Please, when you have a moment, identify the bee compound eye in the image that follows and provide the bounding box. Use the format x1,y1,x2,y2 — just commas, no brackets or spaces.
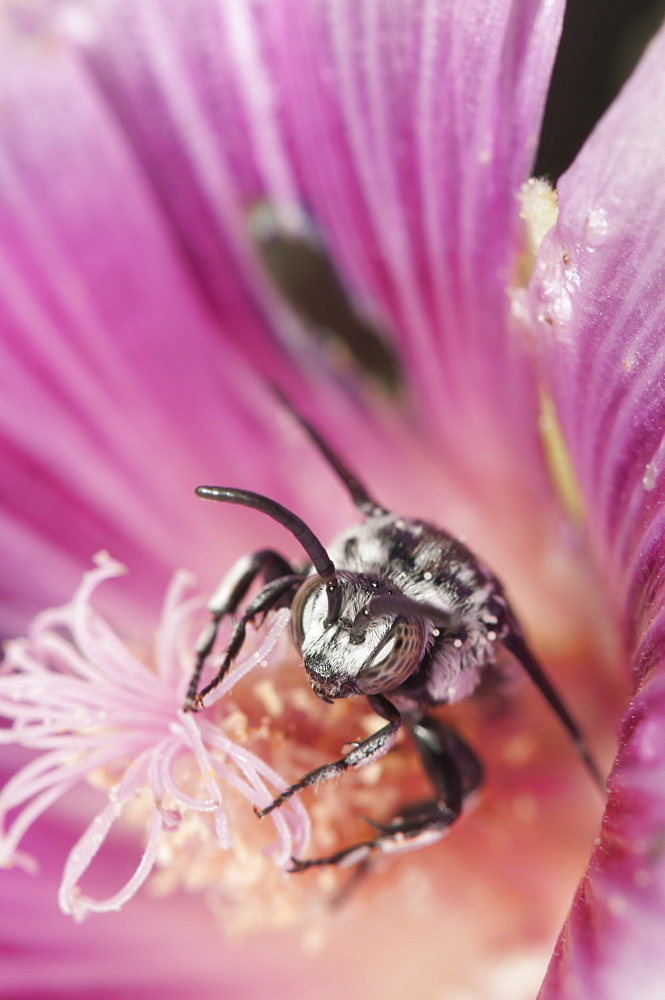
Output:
290,575,324,648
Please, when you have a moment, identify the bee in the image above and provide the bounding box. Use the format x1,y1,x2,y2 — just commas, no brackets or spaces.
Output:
185,403,602,871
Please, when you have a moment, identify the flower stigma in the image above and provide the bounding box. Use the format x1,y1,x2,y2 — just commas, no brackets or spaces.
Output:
0,552,472,938
1,553,308,931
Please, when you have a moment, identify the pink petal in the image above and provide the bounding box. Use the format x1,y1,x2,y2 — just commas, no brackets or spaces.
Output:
1,0,581,654
0,789,352,1000
267,0,565,467
0,12,419,632
66,0,564,488
529,21,665,996
0,20,265,626
0,3,624,994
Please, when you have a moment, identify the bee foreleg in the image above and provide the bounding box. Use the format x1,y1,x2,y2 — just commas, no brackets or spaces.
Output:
184,549,298,710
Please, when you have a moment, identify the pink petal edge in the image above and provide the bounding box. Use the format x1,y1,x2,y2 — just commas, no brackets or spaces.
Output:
530,20,665,998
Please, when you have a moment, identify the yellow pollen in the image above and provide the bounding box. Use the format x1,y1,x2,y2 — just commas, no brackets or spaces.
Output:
253,678,284,717
502,734,537,766
518,178,559,268
537,387,585,524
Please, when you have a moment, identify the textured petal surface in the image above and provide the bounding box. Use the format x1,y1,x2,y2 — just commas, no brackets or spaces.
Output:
0,2,627,998
68,0,564,488
529,21,665,998
0,762,363,1000
24,0,592,679
0,18,276,630
0,0,573,643
0,13,429,635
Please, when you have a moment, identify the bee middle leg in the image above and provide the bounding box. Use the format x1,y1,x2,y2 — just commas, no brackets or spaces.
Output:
257,694,402,818
289,715,483,872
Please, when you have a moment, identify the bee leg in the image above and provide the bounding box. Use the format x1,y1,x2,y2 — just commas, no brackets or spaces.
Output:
502,631,604,789
410,715,484,810
257,694,402,817
192,573,303,708
289,716,482,872
183,549,297,710
272,388,388,518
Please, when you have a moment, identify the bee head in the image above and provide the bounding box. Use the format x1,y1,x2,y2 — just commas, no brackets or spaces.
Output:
290,573,442,700
194,484,456,701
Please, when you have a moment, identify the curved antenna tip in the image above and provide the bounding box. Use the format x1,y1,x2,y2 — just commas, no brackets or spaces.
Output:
195,484,342,623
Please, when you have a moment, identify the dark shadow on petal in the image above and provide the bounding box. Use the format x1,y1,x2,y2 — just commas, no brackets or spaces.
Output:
248,203,402,393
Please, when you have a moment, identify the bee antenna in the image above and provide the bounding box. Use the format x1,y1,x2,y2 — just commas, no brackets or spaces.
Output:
350,595,460,636
195,486,342,624
271,387,387,517
502,631,605,790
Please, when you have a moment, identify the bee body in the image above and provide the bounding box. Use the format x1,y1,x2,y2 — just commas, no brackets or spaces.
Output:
186,403,601,871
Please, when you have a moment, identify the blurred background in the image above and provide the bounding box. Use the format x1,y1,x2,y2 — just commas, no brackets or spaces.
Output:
536,0,665,176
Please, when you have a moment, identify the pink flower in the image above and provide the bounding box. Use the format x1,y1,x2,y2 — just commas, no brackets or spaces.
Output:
1,1,663,997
